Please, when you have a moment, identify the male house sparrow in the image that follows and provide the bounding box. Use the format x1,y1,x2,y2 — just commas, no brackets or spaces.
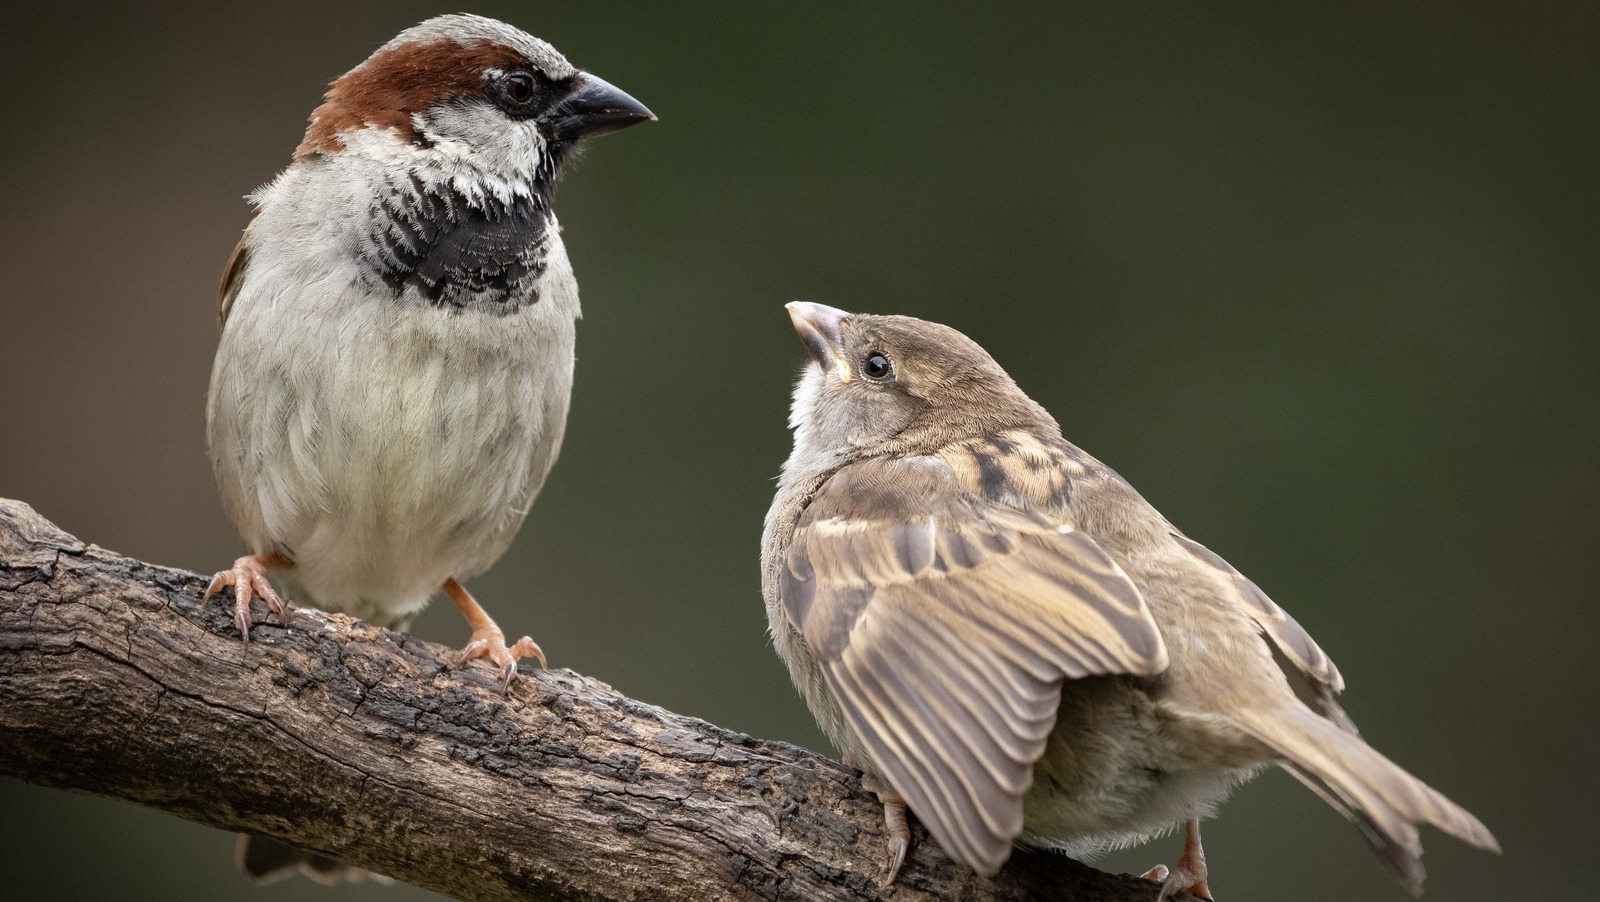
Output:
761,303,1497,897
204,14,651,881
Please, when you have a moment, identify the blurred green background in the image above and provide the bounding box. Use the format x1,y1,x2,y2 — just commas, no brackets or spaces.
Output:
2,1,1593,899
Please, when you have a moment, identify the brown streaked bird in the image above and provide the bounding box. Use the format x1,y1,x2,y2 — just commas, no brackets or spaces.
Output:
203,14,652,883
761,302,1497,897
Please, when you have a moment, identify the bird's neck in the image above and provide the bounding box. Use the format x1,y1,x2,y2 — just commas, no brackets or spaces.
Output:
262,146,562,316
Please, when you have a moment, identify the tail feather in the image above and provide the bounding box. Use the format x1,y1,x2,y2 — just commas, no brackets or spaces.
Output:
1281,761,1431,894
1233,705,1498,894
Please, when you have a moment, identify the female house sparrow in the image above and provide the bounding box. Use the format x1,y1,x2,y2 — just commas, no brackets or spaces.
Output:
762,302,1497,897
206,13,651,691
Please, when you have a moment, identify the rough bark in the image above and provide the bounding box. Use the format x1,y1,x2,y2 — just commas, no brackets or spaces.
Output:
0,498,1182,901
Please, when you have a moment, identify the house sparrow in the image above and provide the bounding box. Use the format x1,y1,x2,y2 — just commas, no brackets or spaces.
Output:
761,302,1497,897
204,14,651,881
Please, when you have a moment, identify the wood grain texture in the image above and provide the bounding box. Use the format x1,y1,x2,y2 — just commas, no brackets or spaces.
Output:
0,498,1184,902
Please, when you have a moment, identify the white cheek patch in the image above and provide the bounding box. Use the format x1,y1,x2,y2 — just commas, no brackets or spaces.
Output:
396,104,552,189
330,120,552,212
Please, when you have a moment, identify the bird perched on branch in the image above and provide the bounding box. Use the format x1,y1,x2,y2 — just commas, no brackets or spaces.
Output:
762,302,1497,898
204,13,652,882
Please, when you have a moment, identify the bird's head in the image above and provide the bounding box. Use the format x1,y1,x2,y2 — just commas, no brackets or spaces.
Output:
292,14,654,187
783,302,1058,466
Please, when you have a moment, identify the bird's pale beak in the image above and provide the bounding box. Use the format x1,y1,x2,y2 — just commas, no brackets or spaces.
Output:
786,301,855,383
547,72,656,141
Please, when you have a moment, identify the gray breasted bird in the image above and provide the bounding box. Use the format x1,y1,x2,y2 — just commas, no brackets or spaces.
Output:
204,14,652,882
761,302,1497,897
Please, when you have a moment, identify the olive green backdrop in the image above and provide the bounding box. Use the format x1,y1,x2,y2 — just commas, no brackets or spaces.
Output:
1,2,1592,899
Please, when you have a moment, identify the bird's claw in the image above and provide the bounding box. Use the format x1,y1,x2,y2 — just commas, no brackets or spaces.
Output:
1143,817,1213,900
881,800,910,886
855,768,912,885
205,555,287,641
461,629,546,693
1143,863,1212,901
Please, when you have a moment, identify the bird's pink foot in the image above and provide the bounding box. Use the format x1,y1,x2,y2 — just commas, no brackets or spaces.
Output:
854,763,911,885
1143,817,1213,900
445,578,544,692
205,553,291,640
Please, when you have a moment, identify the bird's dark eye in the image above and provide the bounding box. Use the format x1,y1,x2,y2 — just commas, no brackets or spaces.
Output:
491,69,545,117
863,351,893,381
505,72,535,102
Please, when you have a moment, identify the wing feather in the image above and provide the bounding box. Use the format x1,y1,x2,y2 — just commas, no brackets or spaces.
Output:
1172,533,1356,731
217,216,257,327
780,457,1168,875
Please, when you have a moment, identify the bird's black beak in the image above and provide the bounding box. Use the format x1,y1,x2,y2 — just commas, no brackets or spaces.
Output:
547,72,656,142
786,302,855,383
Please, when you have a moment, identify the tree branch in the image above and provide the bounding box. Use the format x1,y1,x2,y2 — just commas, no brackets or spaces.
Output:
0,498,1175,901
